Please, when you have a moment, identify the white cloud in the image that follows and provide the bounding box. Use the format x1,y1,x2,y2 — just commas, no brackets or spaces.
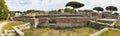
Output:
5,0,120,13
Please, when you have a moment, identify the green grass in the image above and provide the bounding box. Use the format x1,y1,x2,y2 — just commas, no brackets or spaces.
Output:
2,21,27,30
22,27,98,36
2,21,27,34
99,29,120,36
116,20,120,25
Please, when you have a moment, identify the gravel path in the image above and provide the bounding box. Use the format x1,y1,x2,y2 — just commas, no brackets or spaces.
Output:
0,22,8,33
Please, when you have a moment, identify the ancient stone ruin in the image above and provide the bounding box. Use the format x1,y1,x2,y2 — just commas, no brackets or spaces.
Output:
1,12,118,36
13,12,118,28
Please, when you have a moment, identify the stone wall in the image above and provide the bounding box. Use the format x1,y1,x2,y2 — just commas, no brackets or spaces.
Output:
55,17,89,27
4,30,16,36
88,20,110,29
37,18,49,27
114,25,120,29
36,17,90,27
14,18,35,27
13,12,119,28
13,27,24,36
4,23,31,36
14,23,31,30
101,12,119,19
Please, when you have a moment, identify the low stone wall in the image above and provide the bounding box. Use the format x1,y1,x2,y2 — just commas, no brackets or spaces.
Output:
88,20,110,29
4,30,16,36
0,33,5,36
14,23,31,30
37,17,90,27
114,25,120,29
4,23,31,36
13,27,24,36
37,18,49,27
13,12,119,28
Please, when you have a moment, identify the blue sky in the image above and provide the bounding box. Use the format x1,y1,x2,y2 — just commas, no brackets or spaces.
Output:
5,0,120,12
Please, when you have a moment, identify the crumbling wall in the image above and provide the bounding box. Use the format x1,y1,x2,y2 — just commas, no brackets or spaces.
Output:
37,18,49,27
55,17,90,27
88,20,110,29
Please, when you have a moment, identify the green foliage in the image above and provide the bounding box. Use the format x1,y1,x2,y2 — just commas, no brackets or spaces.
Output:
83,10,93,12
106,6,118,12
0,0,9,19
25,10,34,14
49,10,58,12
66,1,84,9
64,8,73,12
78,10,84,12
78,10,93,12
48,10,60,14
113,13,119,15
25,9,45,14
9,11,15,17
93,7,104,12
58,9,64,12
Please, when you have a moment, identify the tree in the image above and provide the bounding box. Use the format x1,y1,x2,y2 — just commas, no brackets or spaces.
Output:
93,7,104,12
114,13,119,15
25,9,45,14
64,8,73,12
65,1,84,13
83,10,93,12
48,10,59,14
49,10,58,12
106,6,118,12
25,9,35,14
0,0,9,20
9,11,15,17
58,9,63,12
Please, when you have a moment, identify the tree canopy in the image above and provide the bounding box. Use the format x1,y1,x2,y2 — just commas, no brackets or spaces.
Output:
25,9,45,14
64,8,73,12
65,1,84,13
106,6,118,12
113,12,119,15
0,0,9,19
83,10,93,12
93,7,104,12
66,1,84,9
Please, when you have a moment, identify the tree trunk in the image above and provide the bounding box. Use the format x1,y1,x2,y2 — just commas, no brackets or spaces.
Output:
111,10,113,13
98,11,100,13
73,8,77,14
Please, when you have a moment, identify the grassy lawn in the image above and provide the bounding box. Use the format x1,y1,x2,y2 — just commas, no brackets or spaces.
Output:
2,21,27,30
99,29,120,36
22,27,98,36
116,20,120,25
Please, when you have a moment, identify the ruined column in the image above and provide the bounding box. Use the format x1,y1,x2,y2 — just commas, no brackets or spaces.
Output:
33,14,39,28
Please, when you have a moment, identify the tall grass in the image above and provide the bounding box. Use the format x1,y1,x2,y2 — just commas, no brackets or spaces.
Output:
99,29,120,36
116,20,120,25
23,27,98,36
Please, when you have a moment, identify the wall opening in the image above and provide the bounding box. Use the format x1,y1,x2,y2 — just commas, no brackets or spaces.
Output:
49,18,56,24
